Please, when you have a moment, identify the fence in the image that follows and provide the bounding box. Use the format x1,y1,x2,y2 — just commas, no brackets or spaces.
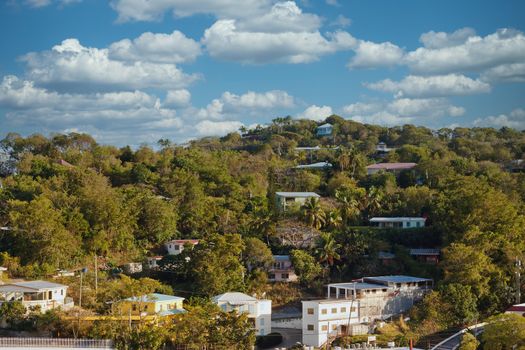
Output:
0,338,113,349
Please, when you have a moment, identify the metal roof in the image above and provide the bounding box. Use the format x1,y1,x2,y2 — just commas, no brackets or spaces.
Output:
317,123,333,128
409,248,440,256
6,280,68,290
370,217,426,222
275,192,320,198
363,275,432,284
327,282,389,290
124,293,184,303
366,163,416,170
273,255,291,261
212,292,258,304
294,162,333,169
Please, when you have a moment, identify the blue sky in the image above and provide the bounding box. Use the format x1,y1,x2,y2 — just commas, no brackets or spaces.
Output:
0,0,524,146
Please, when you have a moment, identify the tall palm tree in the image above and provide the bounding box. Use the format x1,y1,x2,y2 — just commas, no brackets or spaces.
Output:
335,188,361,226
301,197,326,230
327,209,343,230
315,232,341,267
364,186,384,219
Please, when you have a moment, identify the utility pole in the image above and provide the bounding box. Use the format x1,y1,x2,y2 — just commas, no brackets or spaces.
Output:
94,255,98,298
79,270,83,308
516,257,522,304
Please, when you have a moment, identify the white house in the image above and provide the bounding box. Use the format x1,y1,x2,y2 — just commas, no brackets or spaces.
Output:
275,192,320,212
146,256,163,270
366,162,416,175
165,239,199,255
0,281,73,312
316,123,333,137
302,275,432,348
376,142,395,153
294,162,333,170
268,255,297,282
212,292,272,336
369,217,426,229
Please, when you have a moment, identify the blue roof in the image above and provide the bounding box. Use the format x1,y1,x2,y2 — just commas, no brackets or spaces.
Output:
273,255,290,261
124,293,184,303
158,309,186,316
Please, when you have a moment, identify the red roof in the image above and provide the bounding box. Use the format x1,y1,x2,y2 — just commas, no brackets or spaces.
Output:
367,163,417,170
507,306,525,312
169,239,199,244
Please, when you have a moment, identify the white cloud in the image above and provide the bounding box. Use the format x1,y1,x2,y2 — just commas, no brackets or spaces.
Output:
366,74,491,98
480,63,525,82
21,38,199,91
348,40,404,69
108,30,201,64
23,0,81,7
342,102,382,115
298,105,333,121
326,0,339,6
195,120,244,136
419,27,476,49
473,108,525,130
110,0,273,22
203,19,356,64
331,14,351,28
164,89,191,107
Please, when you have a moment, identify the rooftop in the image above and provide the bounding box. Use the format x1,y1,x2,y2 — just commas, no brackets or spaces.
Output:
294,162,333,169
327,282,389,290
364,275,433,284
124,293,184,303
166,239,199,244
212,292,258,304
273,255,291,261
6,280,68,290
366,163,417,170
409,248,440,256
276,192,320,198
370,217,426,222
317,123,332,128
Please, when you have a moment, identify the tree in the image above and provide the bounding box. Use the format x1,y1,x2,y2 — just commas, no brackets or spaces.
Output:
0,301,26,328
243,237,273,272
440,283,479,326
315,232,341,267
290,249,322,286
335,187,361,226
301,197,326,230
482,313,525,350
458,332,479,350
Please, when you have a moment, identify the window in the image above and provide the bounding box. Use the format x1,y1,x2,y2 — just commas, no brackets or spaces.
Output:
406,222,411,228
307,308,314,315
281,273,289,279
332,324,337,330
174,245,180,250
269,274,275,279
340,307,346,313
132,304,137,311
321,309,327,315
331,308,337,314
350,307,356,312
61,289,64,296
307,325,314,331
321,325,328,331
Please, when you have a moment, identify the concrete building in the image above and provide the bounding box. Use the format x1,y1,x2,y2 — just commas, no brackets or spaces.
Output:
0,281,73,312
316,123,333,136
369,217,426,229
164,239,199,255
376,142,395,153
118,293,185,317
146,256,163,270
302,275,432,348
366,162,416,175
268,255,297,282
212,292,272,336
275,192,320,212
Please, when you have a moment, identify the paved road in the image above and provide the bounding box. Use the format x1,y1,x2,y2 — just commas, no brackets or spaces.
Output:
432,324,485,350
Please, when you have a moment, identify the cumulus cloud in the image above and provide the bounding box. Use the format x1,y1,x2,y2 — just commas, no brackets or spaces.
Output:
21,38,199,91
108,31,201,64
297,105,333,121
164,89,191,107
366,74,491,98
203,19,356,64
110,0,273,22
195,120,244,136
473,108,525,130
21,0,81,7
419,27,476,49
331,15,351,28
348,40,404,69
480,63,525,82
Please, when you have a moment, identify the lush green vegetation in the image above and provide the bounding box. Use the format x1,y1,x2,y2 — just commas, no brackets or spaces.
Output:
0,117,524,348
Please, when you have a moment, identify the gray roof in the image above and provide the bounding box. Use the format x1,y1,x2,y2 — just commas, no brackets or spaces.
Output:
124,293,184,303
370,217,426,222
273,255,291,261
363,275,432,284
317,123,333,128
275,192,320,198
294,162,333,169
327,282,389,290
378,251,396,259
212,292,258,304
409,248,440,256
4,280,68,290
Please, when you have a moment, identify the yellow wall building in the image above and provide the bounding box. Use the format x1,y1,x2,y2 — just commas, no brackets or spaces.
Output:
119,293,185,317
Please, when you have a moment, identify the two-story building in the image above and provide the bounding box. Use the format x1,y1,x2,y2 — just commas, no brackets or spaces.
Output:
369,217,426,229
268,255,297,282
0,281,73,312
275,192,320,212
212,292,272,336
164,239,199,255
118,293,185,317
316,123,333,137
302,275,432,348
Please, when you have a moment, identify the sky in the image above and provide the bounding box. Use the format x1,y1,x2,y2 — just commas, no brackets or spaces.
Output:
0,0,524,146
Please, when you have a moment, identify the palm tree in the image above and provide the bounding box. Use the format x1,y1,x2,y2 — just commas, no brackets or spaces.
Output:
301,197,326,230
335,188,361,226
337,148,351,171
315,232,341,267
364,186,384,219
327,209,343,230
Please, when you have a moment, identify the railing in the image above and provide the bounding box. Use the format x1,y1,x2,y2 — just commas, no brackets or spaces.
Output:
0,338,114,349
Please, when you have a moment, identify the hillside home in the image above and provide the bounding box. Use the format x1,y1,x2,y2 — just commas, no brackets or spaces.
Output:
121,262,142,274
409,249,440,264
506,303,525,316
275,192,320,212
366,162,416,175
212,292,272,336
302,275,432,348
370,217,426,229
146,256,163,270
316,123,333,136
0,281,73,312
376,142,395,153
268,255,297,282
294,162,333,170
165,239,199,255
119,293,185,317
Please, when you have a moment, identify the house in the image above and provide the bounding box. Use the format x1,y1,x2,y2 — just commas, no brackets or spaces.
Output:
0,281,73,312
268,255,297,282
377,251,396,265
506,303,525,316
120,262,142,274
366,162,416,175
302,275,432,348
275,192,320,212
165,239,199,255
316,123,333,137
369,217,426,229
212,292,272,336
146,256,163,270
409,249,440,264
294,162,333,170
376,142,395,153
118,293,185,317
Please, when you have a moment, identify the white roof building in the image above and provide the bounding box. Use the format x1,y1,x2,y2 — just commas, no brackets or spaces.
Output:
0,280,73,312
369,217,426,229
275,192,321,212
294,162,333,170
316,123,333,136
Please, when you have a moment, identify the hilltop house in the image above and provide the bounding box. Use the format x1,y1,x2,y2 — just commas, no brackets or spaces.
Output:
316,123,333,137
409,249,440,264
376,142,395,153
212,292,272,336
302,275,433,347
165,239,199,255
275,192,320,212
268,255,297,282
118,293,185,317
294,162,333,170
369,217,426,229
366,162,416,175
0,281,73,312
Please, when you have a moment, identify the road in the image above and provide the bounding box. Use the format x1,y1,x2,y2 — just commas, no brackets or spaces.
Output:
431,323,485,350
